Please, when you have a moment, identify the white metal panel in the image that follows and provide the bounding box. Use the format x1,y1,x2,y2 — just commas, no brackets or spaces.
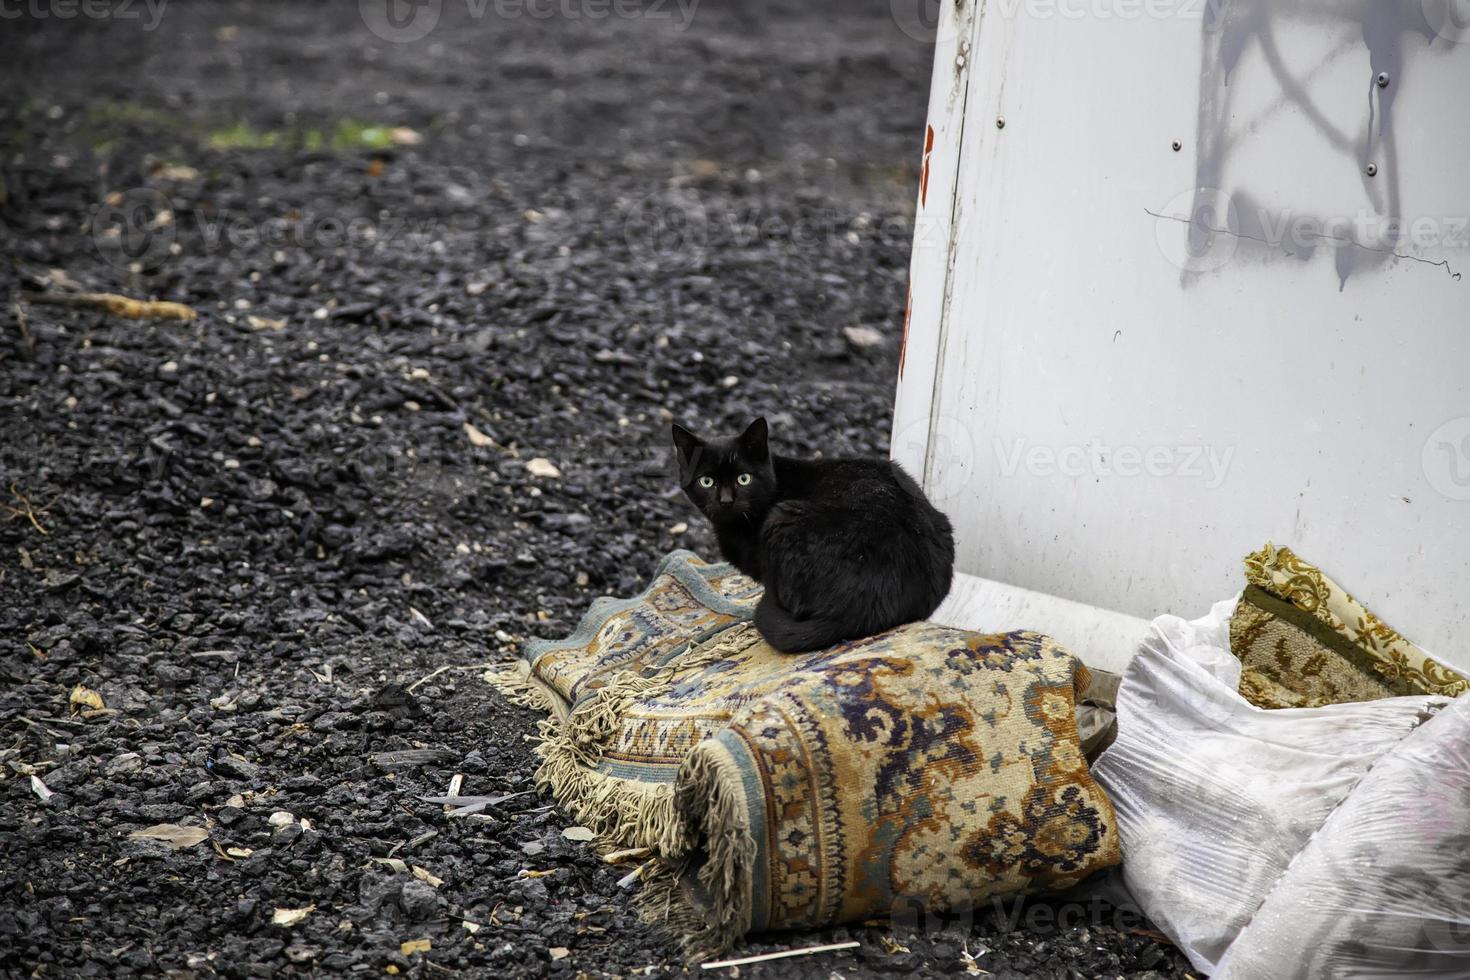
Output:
890,0,978,478
897,0,1470,668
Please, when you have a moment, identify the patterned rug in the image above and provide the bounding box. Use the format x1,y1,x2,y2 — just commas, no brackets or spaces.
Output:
1229,544,1468,708
491,551,1122,956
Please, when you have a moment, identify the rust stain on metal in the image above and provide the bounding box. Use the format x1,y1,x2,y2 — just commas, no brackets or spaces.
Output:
920,124,935,208
899,283,913,378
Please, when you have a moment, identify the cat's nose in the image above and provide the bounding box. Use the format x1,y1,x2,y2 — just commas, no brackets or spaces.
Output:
718,487,734,505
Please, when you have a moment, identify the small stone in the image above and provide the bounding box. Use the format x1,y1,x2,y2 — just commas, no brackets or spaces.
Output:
398,879,442,920
843,325,885,348
525,458,561,479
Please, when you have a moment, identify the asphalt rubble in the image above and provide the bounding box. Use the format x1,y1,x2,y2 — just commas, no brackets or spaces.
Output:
1,2,1193,976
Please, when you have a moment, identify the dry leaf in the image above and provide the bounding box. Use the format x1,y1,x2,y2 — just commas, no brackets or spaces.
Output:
371,857,408,874
549,947,570,961
226,847,254,858
70,684,105,711
247,315,287,331
411,865,444,888
561,827,596,842
272,905,315,928
400,938,431,956
464,421,496,448
462,921,481,934
525,457,561,479
129,824,210,850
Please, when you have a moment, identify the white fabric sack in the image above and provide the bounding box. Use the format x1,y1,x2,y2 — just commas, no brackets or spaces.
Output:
1092,597,1460,976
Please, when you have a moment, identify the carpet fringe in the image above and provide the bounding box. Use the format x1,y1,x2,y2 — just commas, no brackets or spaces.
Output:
639,737,758,959
491,622,763,883
484,661,557,713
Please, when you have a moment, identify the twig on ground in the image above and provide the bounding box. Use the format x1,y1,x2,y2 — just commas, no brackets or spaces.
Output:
407,664,454,692
3,484,53,535
16,716,68,738
407,662,497,693
602,846,652,865
701,941,861,970
23,291,197,321
13,301,33,354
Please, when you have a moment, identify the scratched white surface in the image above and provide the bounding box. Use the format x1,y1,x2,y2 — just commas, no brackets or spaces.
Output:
895,1,1470,668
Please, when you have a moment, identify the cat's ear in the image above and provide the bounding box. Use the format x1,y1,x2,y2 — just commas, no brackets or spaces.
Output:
738,417,769,461
671,422,703,479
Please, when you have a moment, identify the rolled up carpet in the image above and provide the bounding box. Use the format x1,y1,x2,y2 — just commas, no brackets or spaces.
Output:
1230,543,1468,707
490,550,1122,957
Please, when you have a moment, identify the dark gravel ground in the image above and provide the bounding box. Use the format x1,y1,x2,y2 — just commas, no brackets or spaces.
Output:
0,1,1193,977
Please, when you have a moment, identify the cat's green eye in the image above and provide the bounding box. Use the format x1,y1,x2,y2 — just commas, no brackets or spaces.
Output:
698,476,715,489
737,473,752,486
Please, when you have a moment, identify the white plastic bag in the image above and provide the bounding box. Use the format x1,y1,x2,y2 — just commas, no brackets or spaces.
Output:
1092,597,1461,976
1217,690,1470,978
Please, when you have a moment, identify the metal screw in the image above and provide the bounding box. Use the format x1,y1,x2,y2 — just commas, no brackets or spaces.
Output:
1366,163,1379,177
1376,72,1390,88
996,116,1005,129
1171,139,1182,152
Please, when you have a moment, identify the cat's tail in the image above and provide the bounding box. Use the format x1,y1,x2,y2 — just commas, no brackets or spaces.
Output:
754,592,845,654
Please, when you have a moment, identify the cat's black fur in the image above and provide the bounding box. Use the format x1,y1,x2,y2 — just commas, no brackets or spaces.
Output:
672,418,955,653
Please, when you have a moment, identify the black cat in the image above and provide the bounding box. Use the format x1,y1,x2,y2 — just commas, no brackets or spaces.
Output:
671,418,955,652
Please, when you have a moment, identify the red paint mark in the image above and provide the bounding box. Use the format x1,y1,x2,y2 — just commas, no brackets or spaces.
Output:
899,283,912,378
919,124,935,208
